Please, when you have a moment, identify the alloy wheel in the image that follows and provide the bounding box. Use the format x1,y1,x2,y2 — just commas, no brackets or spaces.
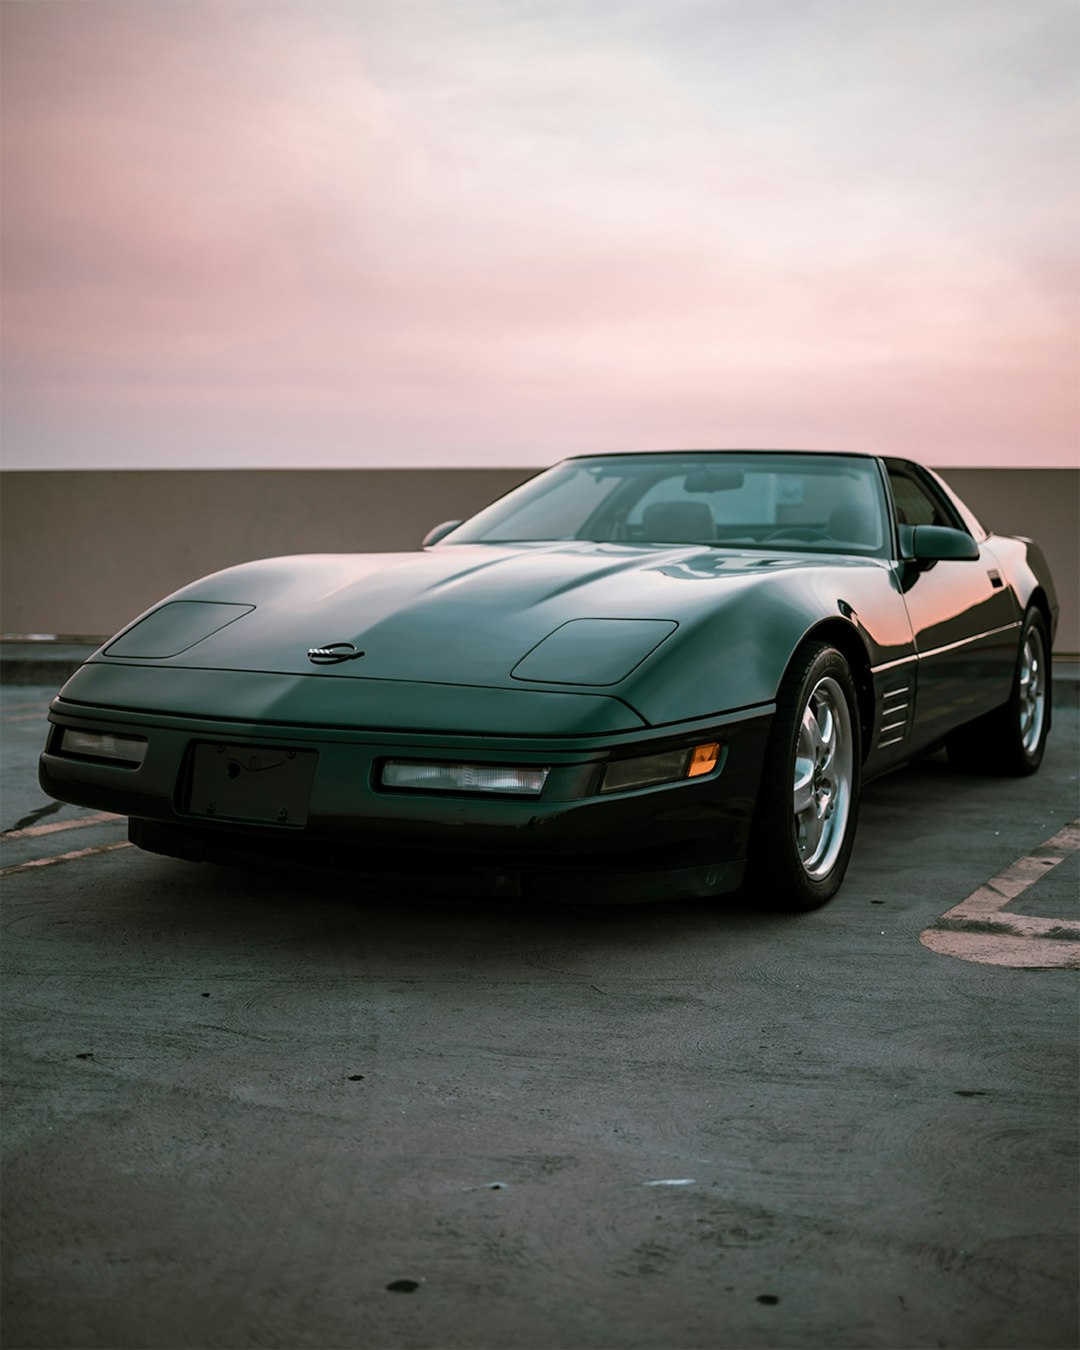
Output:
793,675,854,880
1018,623,1047,756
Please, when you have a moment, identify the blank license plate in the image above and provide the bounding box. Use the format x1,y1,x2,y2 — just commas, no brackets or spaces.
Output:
187,743,318,826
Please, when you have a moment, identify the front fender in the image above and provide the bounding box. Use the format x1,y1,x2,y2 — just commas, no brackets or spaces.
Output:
618,560,914,727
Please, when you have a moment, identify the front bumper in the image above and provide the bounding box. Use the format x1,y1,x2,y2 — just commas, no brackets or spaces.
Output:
40,694,772,901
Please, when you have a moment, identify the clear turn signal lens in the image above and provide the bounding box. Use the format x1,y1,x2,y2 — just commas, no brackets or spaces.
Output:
381,761,549,796
60,728,148,765
600,741,722,794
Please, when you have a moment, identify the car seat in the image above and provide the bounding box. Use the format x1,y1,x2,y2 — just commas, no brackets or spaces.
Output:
640,500,715,543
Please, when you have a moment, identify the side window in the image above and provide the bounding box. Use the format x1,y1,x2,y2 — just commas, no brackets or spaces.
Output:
887,469,950,528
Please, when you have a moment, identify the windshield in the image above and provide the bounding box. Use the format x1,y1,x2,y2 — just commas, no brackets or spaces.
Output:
447,453,890,557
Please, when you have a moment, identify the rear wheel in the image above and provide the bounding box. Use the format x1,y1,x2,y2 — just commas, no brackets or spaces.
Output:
747,641,862,910
947,607,1051,775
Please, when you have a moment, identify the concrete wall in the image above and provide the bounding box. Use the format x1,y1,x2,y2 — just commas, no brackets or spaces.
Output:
2,467,1076,652
0,468,529,641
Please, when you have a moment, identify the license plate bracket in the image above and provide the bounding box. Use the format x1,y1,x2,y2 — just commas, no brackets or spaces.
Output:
186,743,318,827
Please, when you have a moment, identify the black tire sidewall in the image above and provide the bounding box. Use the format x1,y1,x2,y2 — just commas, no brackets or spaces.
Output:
1009,608,1051,774
749,642,863,910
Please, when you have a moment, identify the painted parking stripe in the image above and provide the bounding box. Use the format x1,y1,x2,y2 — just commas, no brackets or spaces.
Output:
920,820,1080,969
0,712,48,723
0,840,132,877
2,812,123,840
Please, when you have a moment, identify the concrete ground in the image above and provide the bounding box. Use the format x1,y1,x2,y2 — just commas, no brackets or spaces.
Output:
1,680,1077,1350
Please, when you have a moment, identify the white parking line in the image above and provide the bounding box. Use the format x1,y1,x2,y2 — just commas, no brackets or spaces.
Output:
920,820,1080,969
2,812,123,840
0,840,132,877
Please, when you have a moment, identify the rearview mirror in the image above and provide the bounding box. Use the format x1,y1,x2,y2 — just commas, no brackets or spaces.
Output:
907,525,979,562
422,520,463,548
684,467,745,493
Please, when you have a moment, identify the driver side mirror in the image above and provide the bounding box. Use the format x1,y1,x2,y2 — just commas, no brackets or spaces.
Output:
422,520,462,548
905,524,979,562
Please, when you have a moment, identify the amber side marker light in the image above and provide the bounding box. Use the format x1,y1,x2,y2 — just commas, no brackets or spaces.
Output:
600,741,722,794
687,742,721,777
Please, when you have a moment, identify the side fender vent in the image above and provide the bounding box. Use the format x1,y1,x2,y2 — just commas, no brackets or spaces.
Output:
877,679,913,749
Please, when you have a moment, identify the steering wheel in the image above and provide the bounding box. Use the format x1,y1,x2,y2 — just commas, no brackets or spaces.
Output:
762,527,829,543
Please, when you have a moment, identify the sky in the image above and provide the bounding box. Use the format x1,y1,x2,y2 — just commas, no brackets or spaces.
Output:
2,0,1077,470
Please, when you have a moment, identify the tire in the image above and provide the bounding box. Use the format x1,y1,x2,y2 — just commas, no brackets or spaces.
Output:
747,641,862,911
947,607,1051,776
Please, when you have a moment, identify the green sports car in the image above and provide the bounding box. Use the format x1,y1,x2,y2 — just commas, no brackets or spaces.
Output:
40,450,1057,909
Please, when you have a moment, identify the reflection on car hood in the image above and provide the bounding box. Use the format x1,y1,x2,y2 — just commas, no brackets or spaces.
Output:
93,541,873,692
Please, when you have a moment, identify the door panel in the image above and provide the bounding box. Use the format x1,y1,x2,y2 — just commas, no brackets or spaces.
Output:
899,546,1019,743
885,462,1019,746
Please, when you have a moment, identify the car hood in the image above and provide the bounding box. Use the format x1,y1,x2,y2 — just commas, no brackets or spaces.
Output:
96,543,813,675
81,542,894,727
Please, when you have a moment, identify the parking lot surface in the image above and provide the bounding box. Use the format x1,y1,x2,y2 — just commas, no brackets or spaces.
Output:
2,684,1078,1350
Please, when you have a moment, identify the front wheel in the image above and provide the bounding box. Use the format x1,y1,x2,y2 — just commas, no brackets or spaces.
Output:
746,641,862,910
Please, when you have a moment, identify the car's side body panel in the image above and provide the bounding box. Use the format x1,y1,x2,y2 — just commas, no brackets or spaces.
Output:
872,460,1057,758
889,541,1022,745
